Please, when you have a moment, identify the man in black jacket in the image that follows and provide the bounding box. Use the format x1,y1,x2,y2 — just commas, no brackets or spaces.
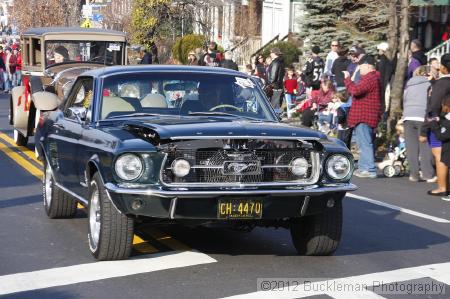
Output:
267,47,285,109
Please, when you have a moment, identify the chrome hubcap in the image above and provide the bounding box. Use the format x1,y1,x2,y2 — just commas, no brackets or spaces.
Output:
44,165,52,207
89,185,101,249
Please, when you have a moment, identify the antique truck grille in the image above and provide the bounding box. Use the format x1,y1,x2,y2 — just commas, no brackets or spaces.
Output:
161,148,320,187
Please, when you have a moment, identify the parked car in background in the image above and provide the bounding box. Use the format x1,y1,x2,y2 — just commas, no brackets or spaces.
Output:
34,65,356,260
9,27,127,149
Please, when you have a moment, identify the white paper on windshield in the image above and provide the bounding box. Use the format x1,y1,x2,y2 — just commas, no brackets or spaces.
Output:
235,77,255,89
108,43,121,51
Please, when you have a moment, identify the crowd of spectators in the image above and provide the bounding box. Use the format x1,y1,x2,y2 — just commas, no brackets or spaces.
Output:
147,38,450,198
238,39,450,199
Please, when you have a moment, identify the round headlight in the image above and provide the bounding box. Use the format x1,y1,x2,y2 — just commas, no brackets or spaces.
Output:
171,159,191,177
115,154,144,181
326,154,351,180
290,157,309,177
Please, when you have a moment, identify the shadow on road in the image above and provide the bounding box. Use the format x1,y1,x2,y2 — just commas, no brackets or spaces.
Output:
146,198,449,257
1,289,80,299
0,194,41,209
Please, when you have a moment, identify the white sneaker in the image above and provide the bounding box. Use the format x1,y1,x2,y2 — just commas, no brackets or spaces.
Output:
442,195,450,202
425,176,438,183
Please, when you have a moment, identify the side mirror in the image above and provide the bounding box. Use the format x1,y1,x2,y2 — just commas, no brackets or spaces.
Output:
68,107,87,123
32,91,60,111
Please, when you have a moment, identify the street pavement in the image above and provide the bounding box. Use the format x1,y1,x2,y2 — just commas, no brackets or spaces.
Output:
1,94,450,299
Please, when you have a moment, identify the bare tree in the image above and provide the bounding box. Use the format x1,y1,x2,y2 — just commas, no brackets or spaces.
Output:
388,0,410,133
11,0,82,33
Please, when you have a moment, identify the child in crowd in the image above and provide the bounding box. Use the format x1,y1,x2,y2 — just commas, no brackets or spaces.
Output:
335,91,352,148
284,67,299,119
430,97,450,201
395,120,406,152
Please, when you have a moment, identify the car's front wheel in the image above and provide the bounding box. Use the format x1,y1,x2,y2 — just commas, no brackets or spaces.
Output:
290,193,344,256
88,172,134,260
43,159,77,218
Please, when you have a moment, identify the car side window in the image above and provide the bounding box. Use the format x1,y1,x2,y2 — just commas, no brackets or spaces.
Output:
64,77,94,122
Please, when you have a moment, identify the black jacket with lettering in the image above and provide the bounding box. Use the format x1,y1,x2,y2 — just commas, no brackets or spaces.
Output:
302,56,324,90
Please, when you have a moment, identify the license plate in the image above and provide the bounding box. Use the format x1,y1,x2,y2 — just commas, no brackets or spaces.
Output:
217,199,263,219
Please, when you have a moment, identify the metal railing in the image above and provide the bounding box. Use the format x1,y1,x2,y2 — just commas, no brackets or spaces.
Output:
231,36,262,66
426,39,450,59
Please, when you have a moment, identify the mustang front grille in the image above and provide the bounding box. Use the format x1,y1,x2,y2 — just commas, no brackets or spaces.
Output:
161,149,320,187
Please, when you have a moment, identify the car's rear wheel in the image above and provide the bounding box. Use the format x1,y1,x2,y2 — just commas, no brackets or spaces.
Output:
88,172,134,261
43,159,77,218
13,129,28,146
290,194,343,256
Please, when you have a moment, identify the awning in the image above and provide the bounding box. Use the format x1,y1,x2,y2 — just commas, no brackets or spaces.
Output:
411,0,450,6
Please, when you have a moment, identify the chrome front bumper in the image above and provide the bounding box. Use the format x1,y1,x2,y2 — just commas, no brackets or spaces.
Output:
104,182,358,198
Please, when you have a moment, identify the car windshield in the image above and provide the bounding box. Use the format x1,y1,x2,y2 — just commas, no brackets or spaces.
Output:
45,40,125,67
99,72,277,122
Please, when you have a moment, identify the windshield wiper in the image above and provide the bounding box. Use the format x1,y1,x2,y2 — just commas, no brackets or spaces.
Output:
187,111,270,122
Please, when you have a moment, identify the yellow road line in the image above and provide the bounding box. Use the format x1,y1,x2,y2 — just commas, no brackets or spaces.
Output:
0,135,173,255
0,140,43,180
144,227,191,251
0,132,42,165
133,234,159,254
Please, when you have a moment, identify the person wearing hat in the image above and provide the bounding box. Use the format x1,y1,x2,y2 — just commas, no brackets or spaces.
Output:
376,42,394,112
343,55,381,178
302,45,324,91
267,47,285,109
420,53,450,197
187,50,198,66
347,45,366,83
53,45,70,64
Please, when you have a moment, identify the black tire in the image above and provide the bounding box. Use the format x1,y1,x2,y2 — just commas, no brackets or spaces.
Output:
290,194,343,256
9,93,13,125
43,159,77,218
88,172,134,261
13,129,28,146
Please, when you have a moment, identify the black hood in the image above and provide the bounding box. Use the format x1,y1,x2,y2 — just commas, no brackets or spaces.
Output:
120,116,326,141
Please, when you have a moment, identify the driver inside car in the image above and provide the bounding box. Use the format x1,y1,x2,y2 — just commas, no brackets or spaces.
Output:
197,81,234,111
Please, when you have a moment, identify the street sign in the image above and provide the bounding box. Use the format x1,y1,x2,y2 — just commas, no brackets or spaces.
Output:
92,13,103,22
80,19,92,28
82,4,93,18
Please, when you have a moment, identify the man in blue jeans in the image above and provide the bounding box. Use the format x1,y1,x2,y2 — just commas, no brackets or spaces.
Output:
343,55,381,178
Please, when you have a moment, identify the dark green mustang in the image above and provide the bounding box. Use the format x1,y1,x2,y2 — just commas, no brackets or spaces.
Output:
34,65,357,260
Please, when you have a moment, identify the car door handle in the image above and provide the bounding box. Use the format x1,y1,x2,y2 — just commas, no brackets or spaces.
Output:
53,123,65,130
